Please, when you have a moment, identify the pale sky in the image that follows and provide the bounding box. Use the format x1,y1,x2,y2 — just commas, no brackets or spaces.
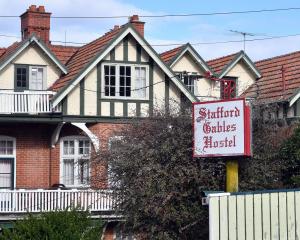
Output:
0,0,300,61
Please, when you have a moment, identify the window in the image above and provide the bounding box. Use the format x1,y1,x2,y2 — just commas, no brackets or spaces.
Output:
15,65,45,90
220,77,237,99
30,66,44,90
0,137,15,189
16,66,28,90
135,67,146,98
60,137,91,187
103,64,148,99
177,72,197,94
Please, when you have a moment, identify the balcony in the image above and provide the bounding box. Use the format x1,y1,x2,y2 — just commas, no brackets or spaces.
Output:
0,90,61,114
0,189,116,219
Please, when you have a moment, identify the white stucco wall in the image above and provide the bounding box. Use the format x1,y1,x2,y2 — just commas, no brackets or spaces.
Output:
67,84,80,115
226,60,256,96
84,67,97,116
0,45,61,90
153,65,166,111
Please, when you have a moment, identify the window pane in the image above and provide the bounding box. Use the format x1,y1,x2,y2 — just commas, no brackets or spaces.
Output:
0,140,14,155
104,65,116,97
30,67,43,90
135,67,146,98
16,67,27,89
63,159,74,185
119,66,131,97
63,141,74,155
104,65,109,75
120,66,125,75
0,159,11,188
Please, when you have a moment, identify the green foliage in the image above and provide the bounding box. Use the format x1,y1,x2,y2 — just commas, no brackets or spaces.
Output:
279,126,300,186
98,113,224,239
95,104,300,239
0,209,103,240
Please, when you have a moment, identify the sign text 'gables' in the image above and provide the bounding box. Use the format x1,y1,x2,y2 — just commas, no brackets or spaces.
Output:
193,98,251,157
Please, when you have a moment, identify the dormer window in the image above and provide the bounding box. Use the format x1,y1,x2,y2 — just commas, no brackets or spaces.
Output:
176,72,197,94
15,65,46,90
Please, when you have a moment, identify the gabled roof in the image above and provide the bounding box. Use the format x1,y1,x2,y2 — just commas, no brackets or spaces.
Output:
49,45,79,65
244,51,300,105
160,43,212,73
207,50,261,78
0,34,68,74
160,45,185,65
51,26,122,92
51,24,198,107
207,52,239,75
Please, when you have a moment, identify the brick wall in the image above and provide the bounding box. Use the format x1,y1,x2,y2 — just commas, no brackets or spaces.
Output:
0,122,127,189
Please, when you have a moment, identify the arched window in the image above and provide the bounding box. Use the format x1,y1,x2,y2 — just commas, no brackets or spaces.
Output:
60,136,91,187
0,136,16,189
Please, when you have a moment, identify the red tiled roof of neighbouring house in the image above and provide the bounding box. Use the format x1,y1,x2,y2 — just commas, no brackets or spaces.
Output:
0,42,23,63
207,52,239,74
244,51,300,103
51,25,123,92
160,45,185,65
48,45,79,65
0,48,6,58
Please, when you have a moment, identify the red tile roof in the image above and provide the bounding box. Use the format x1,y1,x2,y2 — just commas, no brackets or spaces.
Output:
48,45,79,65
51,25,123,91
0,42,23,63
207,52,240,74
160,45,185,65
244,51,300,103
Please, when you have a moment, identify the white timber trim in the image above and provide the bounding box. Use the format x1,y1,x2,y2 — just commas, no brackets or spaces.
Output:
289,91,300,107
219,53,261,79
50,122,65,148
170,46,211,73
52,26,197,107
33,36,68,74
0,35,68,74
71,123,100,152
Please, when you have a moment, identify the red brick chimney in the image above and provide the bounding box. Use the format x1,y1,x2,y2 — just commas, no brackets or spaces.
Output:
129,15,145,37
20,5,51,43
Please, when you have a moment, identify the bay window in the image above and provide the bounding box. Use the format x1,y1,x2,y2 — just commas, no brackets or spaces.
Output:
103,64,148,99
60,137,91,187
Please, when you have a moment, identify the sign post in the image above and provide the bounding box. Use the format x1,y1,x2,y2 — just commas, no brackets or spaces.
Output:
193,98,251,192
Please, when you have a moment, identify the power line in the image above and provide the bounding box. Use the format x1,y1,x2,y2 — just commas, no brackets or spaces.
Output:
2,32,300,47
1,7,300,19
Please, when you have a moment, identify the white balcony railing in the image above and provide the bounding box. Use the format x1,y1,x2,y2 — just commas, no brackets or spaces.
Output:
0,90,61,114
0,189,114,213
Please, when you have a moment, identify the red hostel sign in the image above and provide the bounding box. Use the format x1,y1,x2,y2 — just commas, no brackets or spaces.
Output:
193,98,251,157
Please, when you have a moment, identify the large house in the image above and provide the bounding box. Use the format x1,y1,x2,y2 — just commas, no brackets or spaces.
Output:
0,4,294,239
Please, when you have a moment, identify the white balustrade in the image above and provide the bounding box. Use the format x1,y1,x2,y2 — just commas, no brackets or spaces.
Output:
0,189,114,213
0,90,61,114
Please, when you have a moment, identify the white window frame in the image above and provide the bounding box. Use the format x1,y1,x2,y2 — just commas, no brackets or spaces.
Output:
60,136,91,188
101,63,149,100
0,136,16,190
29,66,47,90
176,71,198,95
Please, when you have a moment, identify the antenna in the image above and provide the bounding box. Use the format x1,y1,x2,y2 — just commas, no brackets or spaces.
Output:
64,30,67,46
229,30,256,51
